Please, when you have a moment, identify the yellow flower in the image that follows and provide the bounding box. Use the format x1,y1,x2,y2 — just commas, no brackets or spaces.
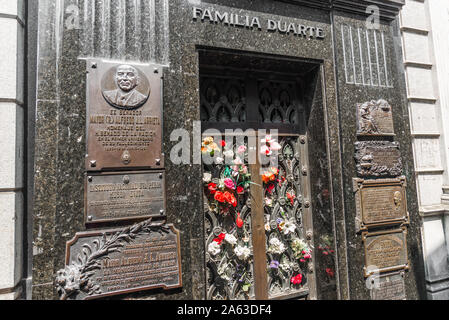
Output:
203,137,214,146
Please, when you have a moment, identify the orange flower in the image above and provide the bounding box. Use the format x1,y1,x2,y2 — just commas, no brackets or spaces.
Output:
224,192,237,207
262,172,276,184
214,191,225,203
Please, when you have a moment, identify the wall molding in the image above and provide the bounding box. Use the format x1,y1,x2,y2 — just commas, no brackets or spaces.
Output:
277,0,404,21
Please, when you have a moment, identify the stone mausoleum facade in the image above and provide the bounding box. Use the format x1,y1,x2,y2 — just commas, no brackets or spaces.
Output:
1,0,448,300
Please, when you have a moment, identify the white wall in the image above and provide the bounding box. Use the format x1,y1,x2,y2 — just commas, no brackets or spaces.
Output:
0,0,25,300
400,0,449,299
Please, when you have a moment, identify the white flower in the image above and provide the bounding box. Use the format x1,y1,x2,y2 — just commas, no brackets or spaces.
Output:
268,237,286,254
270,141,282,151
208,241,221,256
223,150,234,159
279,262,293,272
233,157,243,165
203,172,212,183
225,234,237,246
261,135,273,144
260,145,272,156
215,157,224,165
265,197,273,207
234,245,251,260
283,220,297,235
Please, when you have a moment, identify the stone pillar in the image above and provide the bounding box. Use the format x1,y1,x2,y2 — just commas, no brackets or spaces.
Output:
400,0,449,299
0,0,25,300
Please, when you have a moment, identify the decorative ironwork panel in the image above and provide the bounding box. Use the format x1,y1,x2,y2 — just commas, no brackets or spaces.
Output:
262,136,312,299
202,136,255,300
200,77,246,123
258,81,303,125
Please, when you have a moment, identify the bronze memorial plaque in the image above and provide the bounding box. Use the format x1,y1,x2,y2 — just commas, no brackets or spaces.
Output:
354,141,403,178
56,220,182,300
353,177,408,232
363,227,409,277
370,271,406,300
86,59,163,171
357,99,395,136
85,171,166,224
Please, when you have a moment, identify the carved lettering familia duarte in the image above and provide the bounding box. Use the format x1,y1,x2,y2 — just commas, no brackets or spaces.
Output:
193,7,325,39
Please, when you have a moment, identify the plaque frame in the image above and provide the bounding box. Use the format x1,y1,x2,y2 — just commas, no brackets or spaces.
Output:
353,176,409,232
84,170,167,225
59,220,182,300
85,59,164,171
362,227,409,277
370,271,406,300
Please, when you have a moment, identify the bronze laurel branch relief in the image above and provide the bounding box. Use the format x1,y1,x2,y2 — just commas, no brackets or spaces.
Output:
55,219,172,300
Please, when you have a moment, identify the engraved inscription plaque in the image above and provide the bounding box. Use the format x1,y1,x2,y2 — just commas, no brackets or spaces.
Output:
371,272,406,300
363,227,409,277
85,171,166,224
354,141,402,178
357,99,395,136
56,220,182,300
86,59,163,171
354,177,408,232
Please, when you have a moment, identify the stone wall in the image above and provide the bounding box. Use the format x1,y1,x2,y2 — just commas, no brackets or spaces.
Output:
400,0,449,299
0,0,25,300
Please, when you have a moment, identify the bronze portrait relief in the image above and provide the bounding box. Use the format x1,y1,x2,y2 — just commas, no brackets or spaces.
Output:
102,64,150,110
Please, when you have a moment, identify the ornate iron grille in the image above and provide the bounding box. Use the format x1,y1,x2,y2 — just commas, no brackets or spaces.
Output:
201,70,315,300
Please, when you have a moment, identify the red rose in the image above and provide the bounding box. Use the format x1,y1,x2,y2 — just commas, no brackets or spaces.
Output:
224,192,237,207
237,186,244,195
214,191,225,203
291,274,303,285
220,140,226,147
286,192,295,206
267,184,275,194
218,233,226,241
208,183,217,194
229,194,237,207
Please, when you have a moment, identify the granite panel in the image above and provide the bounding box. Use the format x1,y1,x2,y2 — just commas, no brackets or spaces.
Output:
332,11,425,300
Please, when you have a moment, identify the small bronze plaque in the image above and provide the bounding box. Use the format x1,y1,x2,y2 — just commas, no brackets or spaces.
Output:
85,171,166,224
363,227,409,277
354,177,408,232
357,99,395,136
56,220,182,300
86,59,163,171
355,141,402,177
370,272,406,300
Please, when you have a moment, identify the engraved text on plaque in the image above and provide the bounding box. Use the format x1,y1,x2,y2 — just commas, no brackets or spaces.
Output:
56,220,182,300
85,171,166,224
86,59,163,171
354,141,402,178
354,177,408,232
363,227,409,277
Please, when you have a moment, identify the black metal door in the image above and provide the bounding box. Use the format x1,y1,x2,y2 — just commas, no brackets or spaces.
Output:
200,66,316,300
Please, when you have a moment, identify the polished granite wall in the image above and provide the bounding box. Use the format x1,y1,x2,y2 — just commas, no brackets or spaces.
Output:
332,11,426,300
31,0,424,300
